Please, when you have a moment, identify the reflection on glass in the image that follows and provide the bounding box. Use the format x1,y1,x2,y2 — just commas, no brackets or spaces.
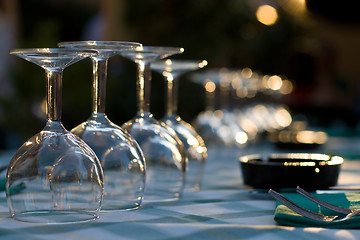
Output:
151,59,208,192
192,69,249,146
58,41,146,211
192,68,295,146
7,48,103,223
119,46,188,202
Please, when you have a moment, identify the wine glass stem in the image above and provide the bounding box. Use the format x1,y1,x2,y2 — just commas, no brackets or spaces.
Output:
137,61,151,113
46,70,62,122
165,74,178,116
92,59,107,114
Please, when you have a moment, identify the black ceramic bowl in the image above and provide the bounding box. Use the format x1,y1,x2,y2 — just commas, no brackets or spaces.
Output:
239,153,343,190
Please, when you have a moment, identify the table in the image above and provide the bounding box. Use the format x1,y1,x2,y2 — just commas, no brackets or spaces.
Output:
1,137,360,240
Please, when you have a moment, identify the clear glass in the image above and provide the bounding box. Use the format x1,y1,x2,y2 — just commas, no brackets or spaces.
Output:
6,48,104,223
58,41,146,211
192,69,249,146
151,59,208,191
119,46,187,202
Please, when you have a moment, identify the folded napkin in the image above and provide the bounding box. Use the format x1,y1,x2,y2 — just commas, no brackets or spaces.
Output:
274,192,360,228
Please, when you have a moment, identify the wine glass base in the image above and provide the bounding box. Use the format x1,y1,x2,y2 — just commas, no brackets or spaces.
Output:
184,184,201,193
100,202,142,212
12,210,98,224
142,191,181,203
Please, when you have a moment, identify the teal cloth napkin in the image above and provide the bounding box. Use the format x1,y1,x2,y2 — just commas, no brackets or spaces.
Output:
274,192,360,228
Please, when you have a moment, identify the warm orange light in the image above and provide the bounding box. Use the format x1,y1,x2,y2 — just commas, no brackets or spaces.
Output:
238,118,258,135
267,75,282,90
199,60,208,68
296,131,328,144
256,5,278,26
236,88,248,98
274,107,292,128
279,79,294,94
205,81,216,93
231,76,242,90
165,73,174,82
241,67,253,79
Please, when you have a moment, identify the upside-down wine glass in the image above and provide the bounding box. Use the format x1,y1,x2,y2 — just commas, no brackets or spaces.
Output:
151,59,208,191
119,46,187,202
58,41,146,211
191,71,221,144
6,48,104,223
192,69,249,146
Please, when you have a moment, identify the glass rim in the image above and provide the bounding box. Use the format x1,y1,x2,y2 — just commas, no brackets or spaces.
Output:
58,40,142,49
10,48,98,55
121,46,184,54
151,60,208,71
152,59,207,65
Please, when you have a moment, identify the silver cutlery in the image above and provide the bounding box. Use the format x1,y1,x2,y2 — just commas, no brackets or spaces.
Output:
268,189,360,222
296,187,355,215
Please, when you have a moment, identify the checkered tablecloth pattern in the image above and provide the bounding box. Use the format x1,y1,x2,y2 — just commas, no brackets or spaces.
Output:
1,140,360,240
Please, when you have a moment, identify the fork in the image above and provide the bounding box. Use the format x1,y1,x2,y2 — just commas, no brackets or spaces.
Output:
296,187,355,215
268,189,360,222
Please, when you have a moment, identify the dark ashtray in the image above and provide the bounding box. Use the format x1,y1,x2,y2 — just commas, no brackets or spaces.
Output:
239,153,343,190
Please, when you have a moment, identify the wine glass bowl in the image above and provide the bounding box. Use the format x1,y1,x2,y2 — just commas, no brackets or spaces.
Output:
151,59,208,191
70,112,146,210
58,41,146,211
7,48,104,223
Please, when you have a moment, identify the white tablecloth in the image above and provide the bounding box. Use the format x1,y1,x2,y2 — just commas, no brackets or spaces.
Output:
0,138,360,240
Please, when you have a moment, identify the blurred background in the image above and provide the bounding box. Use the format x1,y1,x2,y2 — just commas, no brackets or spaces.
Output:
1,0,360,149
